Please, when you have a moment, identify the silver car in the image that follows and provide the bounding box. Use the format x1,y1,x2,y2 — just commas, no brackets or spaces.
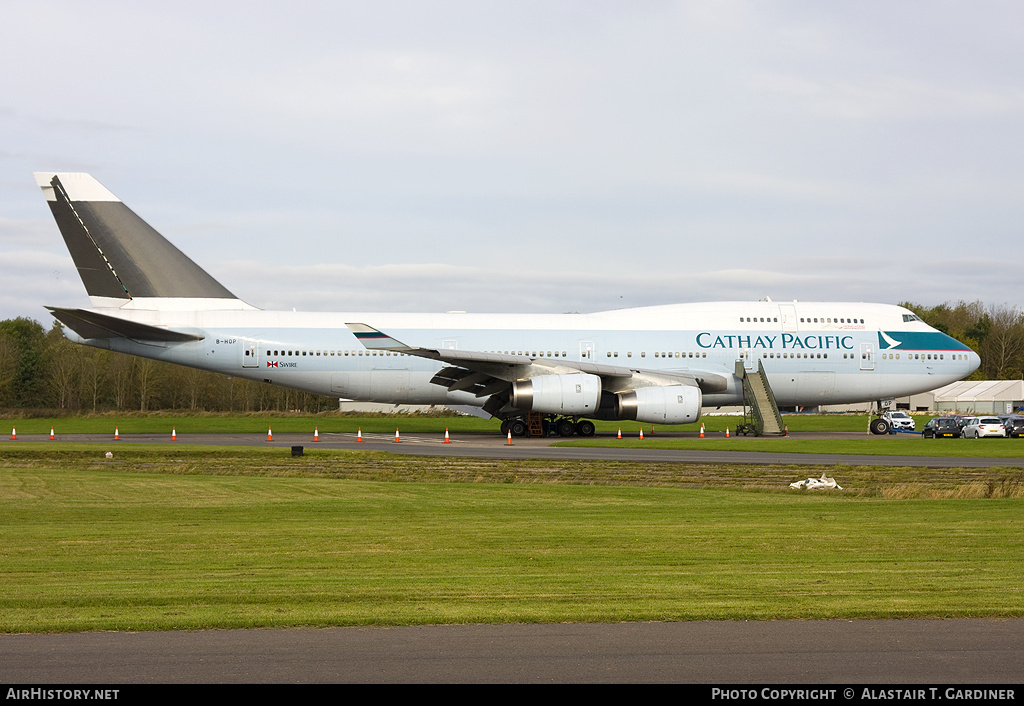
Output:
962,417,1006,438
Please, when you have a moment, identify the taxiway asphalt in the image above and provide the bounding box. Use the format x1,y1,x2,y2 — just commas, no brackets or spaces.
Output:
2,618,1022,684
15,430,1024,468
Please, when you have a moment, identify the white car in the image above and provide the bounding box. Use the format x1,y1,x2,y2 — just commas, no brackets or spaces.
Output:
962,417,1006,438
881,411,915,431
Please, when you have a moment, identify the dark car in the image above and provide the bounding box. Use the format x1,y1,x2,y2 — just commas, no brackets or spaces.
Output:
922,417,961,438
949,414,974,435
999,415,1024,438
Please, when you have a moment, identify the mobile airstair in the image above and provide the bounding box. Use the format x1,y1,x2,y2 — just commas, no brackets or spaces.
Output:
734,360,786,436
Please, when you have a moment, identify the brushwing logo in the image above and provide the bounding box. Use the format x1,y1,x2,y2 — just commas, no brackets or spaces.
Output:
879,332,902,349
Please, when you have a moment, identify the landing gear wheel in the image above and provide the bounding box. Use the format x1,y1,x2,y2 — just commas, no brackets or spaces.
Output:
575,420,596,437
556,419,576,437
870,418,890,435
510,419,528,437
500,420,511,435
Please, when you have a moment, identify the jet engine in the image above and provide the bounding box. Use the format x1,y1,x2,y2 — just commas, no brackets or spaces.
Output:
511,373,602,415
616,385,702,424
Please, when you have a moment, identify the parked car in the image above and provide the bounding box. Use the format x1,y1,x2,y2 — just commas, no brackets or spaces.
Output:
961,417,1006,438
998,415,1024,438
950,414,975,435
881,411,915,431
922,417,961,438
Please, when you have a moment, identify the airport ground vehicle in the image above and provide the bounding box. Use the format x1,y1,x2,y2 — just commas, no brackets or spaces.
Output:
961,417,1006,438
921,417,961,438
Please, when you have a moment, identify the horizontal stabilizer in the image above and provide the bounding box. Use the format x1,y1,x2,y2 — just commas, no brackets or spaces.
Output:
47,307,204,342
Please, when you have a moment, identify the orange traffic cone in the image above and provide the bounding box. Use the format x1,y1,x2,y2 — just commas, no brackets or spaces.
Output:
639,428,644,440
443,428,451,443
617,427,622,439
356,427,364,442
506,430,513,445
700,423,705,438
114,427,120,440
394,429,401,443
11,427,16,440
267,427,273,441
49,427,55,440
314,427,320,442
172,427,177,441
726,426,730,438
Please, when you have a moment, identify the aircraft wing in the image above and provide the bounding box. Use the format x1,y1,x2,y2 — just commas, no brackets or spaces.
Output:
346,323,729,415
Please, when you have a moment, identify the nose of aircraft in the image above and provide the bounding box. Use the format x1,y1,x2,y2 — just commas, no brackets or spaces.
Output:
967,350,981,375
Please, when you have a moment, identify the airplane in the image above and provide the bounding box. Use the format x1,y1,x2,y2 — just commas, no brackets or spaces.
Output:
34,172,981,436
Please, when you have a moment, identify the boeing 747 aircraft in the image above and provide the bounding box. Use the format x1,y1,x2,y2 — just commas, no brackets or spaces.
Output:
35,172,980,436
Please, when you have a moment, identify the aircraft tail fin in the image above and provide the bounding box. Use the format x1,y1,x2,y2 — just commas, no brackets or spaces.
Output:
35,172,254,310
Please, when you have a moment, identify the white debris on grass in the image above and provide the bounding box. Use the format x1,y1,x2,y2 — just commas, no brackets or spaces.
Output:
790,472,843,490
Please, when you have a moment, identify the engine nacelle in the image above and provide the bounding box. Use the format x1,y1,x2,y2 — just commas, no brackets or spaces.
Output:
510,373,602,415
616,385,702,424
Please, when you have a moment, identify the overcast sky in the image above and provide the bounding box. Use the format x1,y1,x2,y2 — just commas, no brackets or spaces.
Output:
2,1,1023,324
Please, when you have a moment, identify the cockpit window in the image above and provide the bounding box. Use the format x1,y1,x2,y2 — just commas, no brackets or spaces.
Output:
902,314,923,322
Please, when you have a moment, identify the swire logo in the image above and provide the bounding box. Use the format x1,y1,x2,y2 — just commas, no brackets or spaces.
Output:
267,361,278,367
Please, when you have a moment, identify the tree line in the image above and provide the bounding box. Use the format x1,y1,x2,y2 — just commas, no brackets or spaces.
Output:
0,317,336,413
900,301,1024,380
1,301,1018,412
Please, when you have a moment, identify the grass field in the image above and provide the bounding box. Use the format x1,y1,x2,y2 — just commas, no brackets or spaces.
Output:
557,435,1024,457
1,444,1022,633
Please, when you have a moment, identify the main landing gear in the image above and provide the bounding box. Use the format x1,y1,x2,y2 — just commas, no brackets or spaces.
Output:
869,418,891,435
500,415,596,438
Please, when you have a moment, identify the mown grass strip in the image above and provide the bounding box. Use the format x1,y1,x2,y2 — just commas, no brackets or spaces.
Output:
558,435,1024,458
1,447,1022,632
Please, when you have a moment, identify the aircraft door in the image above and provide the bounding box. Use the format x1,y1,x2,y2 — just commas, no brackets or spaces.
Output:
241,339,260,368
579,340,595,361
860,342,875,371
779,304,798,333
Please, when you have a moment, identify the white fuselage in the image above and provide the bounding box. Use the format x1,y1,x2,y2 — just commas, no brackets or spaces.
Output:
63,300,980,411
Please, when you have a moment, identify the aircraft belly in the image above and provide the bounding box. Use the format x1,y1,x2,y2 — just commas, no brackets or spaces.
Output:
370,370,410,401
795,371,837,405
331,370,454,404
